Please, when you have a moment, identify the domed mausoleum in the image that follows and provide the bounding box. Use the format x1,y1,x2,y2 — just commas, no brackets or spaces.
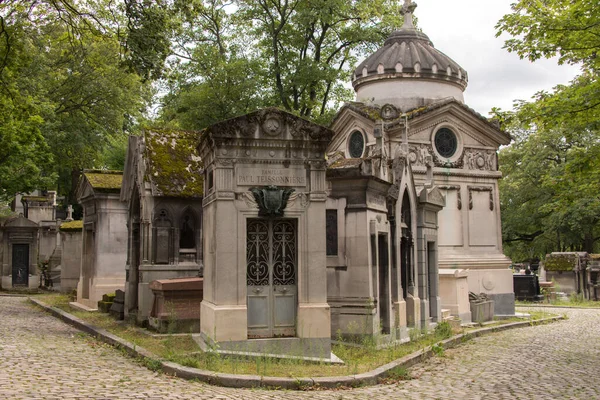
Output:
326,0,513,340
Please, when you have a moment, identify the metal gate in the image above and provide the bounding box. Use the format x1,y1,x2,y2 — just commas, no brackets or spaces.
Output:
247,219,297,338
12,244,29,287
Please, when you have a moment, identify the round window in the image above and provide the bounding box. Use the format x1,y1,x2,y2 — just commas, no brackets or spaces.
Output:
348,131,365,158
434,128,458,158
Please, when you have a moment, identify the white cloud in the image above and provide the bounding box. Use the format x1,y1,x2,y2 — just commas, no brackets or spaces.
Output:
413,0,580,115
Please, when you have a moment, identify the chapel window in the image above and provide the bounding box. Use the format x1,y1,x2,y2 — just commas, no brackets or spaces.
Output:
434,127,458,158
179,210,197,263
153,209,173,264
348,131,365,158
326,209,338,256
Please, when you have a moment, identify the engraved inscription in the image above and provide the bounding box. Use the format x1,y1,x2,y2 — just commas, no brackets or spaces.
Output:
237,167,306,187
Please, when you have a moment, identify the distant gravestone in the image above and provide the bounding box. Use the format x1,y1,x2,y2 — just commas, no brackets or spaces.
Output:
109,289,125,320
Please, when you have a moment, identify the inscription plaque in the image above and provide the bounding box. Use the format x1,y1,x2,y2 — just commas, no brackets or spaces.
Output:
237,167,306,187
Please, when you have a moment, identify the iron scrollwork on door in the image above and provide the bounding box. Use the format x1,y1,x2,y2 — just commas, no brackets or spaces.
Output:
272,220,296,285
247,219,296,286
247,220,270,285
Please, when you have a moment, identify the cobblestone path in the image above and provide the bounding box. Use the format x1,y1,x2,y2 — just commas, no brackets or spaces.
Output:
1,297,599,399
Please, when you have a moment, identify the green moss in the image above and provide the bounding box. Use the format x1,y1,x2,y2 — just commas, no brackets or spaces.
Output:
59,220,83,232
545,254,577,272
84,170,123,192
22,196,50,202
144,129,204,198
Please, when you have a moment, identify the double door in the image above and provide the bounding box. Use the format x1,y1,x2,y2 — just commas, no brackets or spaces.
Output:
246,219,297,338
12,244,29,287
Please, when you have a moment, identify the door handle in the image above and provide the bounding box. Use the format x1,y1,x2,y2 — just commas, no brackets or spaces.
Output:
253,287,262,294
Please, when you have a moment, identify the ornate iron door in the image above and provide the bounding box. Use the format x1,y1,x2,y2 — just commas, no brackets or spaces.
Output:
247,219,297,338
12,244,29,287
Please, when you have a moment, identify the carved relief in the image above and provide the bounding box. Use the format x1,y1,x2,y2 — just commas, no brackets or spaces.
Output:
407,142,464,169
408,144,431,167
287,192,310,209
463,149,497,171
381,104,400,120
468,186,494,211
242,191,258,208
262,113,284,137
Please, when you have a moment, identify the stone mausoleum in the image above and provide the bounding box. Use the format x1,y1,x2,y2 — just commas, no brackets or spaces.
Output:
114,1,514,354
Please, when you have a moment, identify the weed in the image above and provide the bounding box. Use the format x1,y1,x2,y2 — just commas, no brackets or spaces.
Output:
142,357,163,372
431,342,445,357
434,321,452,339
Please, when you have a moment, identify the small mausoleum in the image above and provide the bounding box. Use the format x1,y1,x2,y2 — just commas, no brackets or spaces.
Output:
328,0,513,320
196,108,333,357
120,130,204,324
73,170,127,309
0,215,40,289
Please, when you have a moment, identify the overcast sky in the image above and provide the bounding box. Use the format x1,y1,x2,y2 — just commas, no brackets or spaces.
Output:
410,0,580,116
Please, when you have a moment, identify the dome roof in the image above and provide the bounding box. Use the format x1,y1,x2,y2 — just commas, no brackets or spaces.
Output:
352,2,468,92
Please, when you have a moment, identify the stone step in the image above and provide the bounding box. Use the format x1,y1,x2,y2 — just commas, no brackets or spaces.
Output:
441,308,452,320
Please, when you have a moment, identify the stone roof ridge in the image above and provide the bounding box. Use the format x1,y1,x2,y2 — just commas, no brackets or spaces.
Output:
334,99,510,141
202,107,333,142
4,214,39,228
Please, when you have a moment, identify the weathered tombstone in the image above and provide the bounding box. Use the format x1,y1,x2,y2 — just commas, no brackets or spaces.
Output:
513,274,543,301
149,278,203,333
109,289,125,320
469,292,494,323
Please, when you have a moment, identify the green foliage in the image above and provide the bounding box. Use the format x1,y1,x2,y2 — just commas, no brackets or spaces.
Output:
434,321,453,340
496,1,600,260
159,0,402,129
496,0,600,132
0,1,153,203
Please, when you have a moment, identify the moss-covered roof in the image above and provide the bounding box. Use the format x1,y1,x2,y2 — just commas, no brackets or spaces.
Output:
60,220,83,232
544,253,578,272
328,158,363,169
22,195,51,202
144,129,204,198
84,170,123,193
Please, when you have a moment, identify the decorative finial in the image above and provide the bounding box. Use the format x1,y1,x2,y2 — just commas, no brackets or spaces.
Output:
400,0,417,29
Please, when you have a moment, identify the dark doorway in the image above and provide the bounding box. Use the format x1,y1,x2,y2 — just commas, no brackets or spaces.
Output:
12,244,29,287
378,233,390,334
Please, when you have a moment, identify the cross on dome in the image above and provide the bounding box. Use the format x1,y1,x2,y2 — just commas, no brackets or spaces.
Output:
400,0,417,29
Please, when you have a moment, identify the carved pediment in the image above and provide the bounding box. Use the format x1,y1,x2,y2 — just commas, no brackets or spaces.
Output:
419,186,446,208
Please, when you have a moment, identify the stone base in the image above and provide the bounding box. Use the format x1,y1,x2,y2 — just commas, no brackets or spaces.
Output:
194,333,333,360
2,275,41,290
200,301,247,342
406,295,421,328
297,303,331,339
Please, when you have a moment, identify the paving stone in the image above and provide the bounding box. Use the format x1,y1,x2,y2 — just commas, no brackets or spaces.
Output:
1,298,599,399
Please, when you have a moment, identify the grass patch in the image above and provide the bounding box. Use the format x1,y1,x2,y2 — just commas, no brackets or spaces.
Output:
516,297,600,308
33,293,558,378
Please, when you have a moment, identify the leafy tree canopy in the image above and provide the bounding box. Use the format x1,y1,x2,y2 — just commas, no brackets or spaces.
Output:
496,0,600,131
0,0,153,203
496,0,600,260
160,0,402,129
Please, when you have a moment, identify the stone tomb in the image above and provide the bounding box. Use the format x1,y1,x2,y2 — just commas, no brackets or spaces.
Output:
0,215,40,289
73,171,127,309
196,108,333,358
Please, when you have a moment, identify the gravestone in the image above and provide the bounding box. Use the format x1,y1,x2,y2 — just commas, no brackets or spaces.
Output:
109,289,125,320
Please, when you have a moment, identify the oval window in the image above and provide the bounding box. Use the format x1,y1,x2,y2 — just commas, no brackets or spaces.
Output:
348,131,365,158
434,128,458,158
